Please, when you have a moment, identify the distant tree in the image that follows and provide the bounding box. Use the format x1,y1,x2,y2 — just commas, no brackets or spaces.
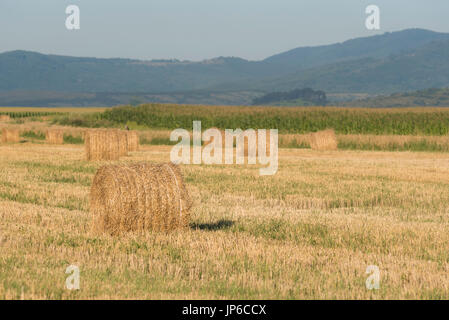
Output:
252,88,327,106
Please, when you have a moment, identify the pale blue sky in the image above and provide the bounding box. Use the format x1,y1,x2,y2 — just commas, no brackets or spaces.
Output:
1,0,448,61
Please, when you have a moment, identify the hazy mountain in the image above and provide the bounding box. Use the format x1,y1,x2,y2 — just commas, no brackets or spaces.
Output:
1,28,449,106
0,52,266,93
263,28,449,71
237,38,449,94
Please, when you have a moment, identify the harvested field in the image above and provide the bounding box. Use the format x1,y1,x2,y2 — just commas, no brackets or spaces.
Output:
1,143,448,299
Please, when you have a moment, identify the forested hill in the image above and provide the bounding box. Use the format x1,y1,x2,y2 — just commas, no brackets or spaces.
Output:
2,28,449,106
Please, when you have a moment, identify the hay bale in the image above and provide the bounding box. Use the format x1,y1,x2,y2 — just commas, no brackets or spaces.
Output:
90,162,192,235
126,131,139,152
1,128,20,143
84,131,92,160
117,130,128,157
0,115,10,122
85,129,120,161
45,129,64,144
105,130,120,159
309,129,338,151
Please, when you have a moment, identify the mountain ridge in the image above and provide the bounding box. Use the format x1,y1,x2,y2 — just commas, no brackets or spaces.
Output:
1,28,449,106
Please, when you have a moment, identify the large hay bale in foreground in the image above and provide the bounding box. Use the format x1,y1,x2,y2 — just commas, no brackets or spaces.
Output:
45,129,64,144
309,129,338,151
0,115,10,122
1,128,20,143
85,129,120,161
90,162,192,235
127,131,139,152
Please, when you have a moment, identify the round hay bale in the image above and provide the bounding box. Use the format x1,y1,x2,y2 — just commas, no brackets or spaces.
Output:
127,131,139,152
84,130,93,160
45,129,64,144
1,128,20,143
106,130,120,160
85,130,100,161
116,130,129,157
90,162,192,235
85,129,120,161
309,129,338,151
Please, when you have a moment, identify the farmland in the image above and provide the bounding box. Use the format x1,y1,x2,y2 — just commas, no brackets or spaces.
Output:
52,104,449,135
0,105,449,299
102,104,449,134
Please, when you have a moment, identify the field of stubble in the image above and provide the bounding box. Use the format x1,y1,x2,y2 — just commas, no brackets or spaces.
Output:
0,143,448,299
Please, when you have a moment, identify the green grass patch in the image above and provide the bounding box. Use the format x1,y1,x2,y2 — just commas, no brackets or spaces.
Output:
63,134,84,144
338,140,449,152
20,131,45,140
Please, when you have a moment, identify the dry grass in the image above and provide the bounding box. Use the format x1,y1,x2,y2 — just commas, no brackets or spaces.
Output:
46,129,64,145
0,142,448,299
0,115,10,122
11,122,447,153
309,129,338,150
337,134,449,151
90,163,192,235
0,122,86,139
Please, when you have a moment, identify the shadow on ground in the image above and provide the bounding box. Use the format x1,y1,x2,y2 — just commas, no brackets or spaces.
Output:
190,219,235,231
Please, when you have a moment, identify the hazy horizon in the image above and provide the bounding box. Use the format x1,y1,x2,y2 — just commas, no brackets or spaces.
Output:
1,1,449,61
